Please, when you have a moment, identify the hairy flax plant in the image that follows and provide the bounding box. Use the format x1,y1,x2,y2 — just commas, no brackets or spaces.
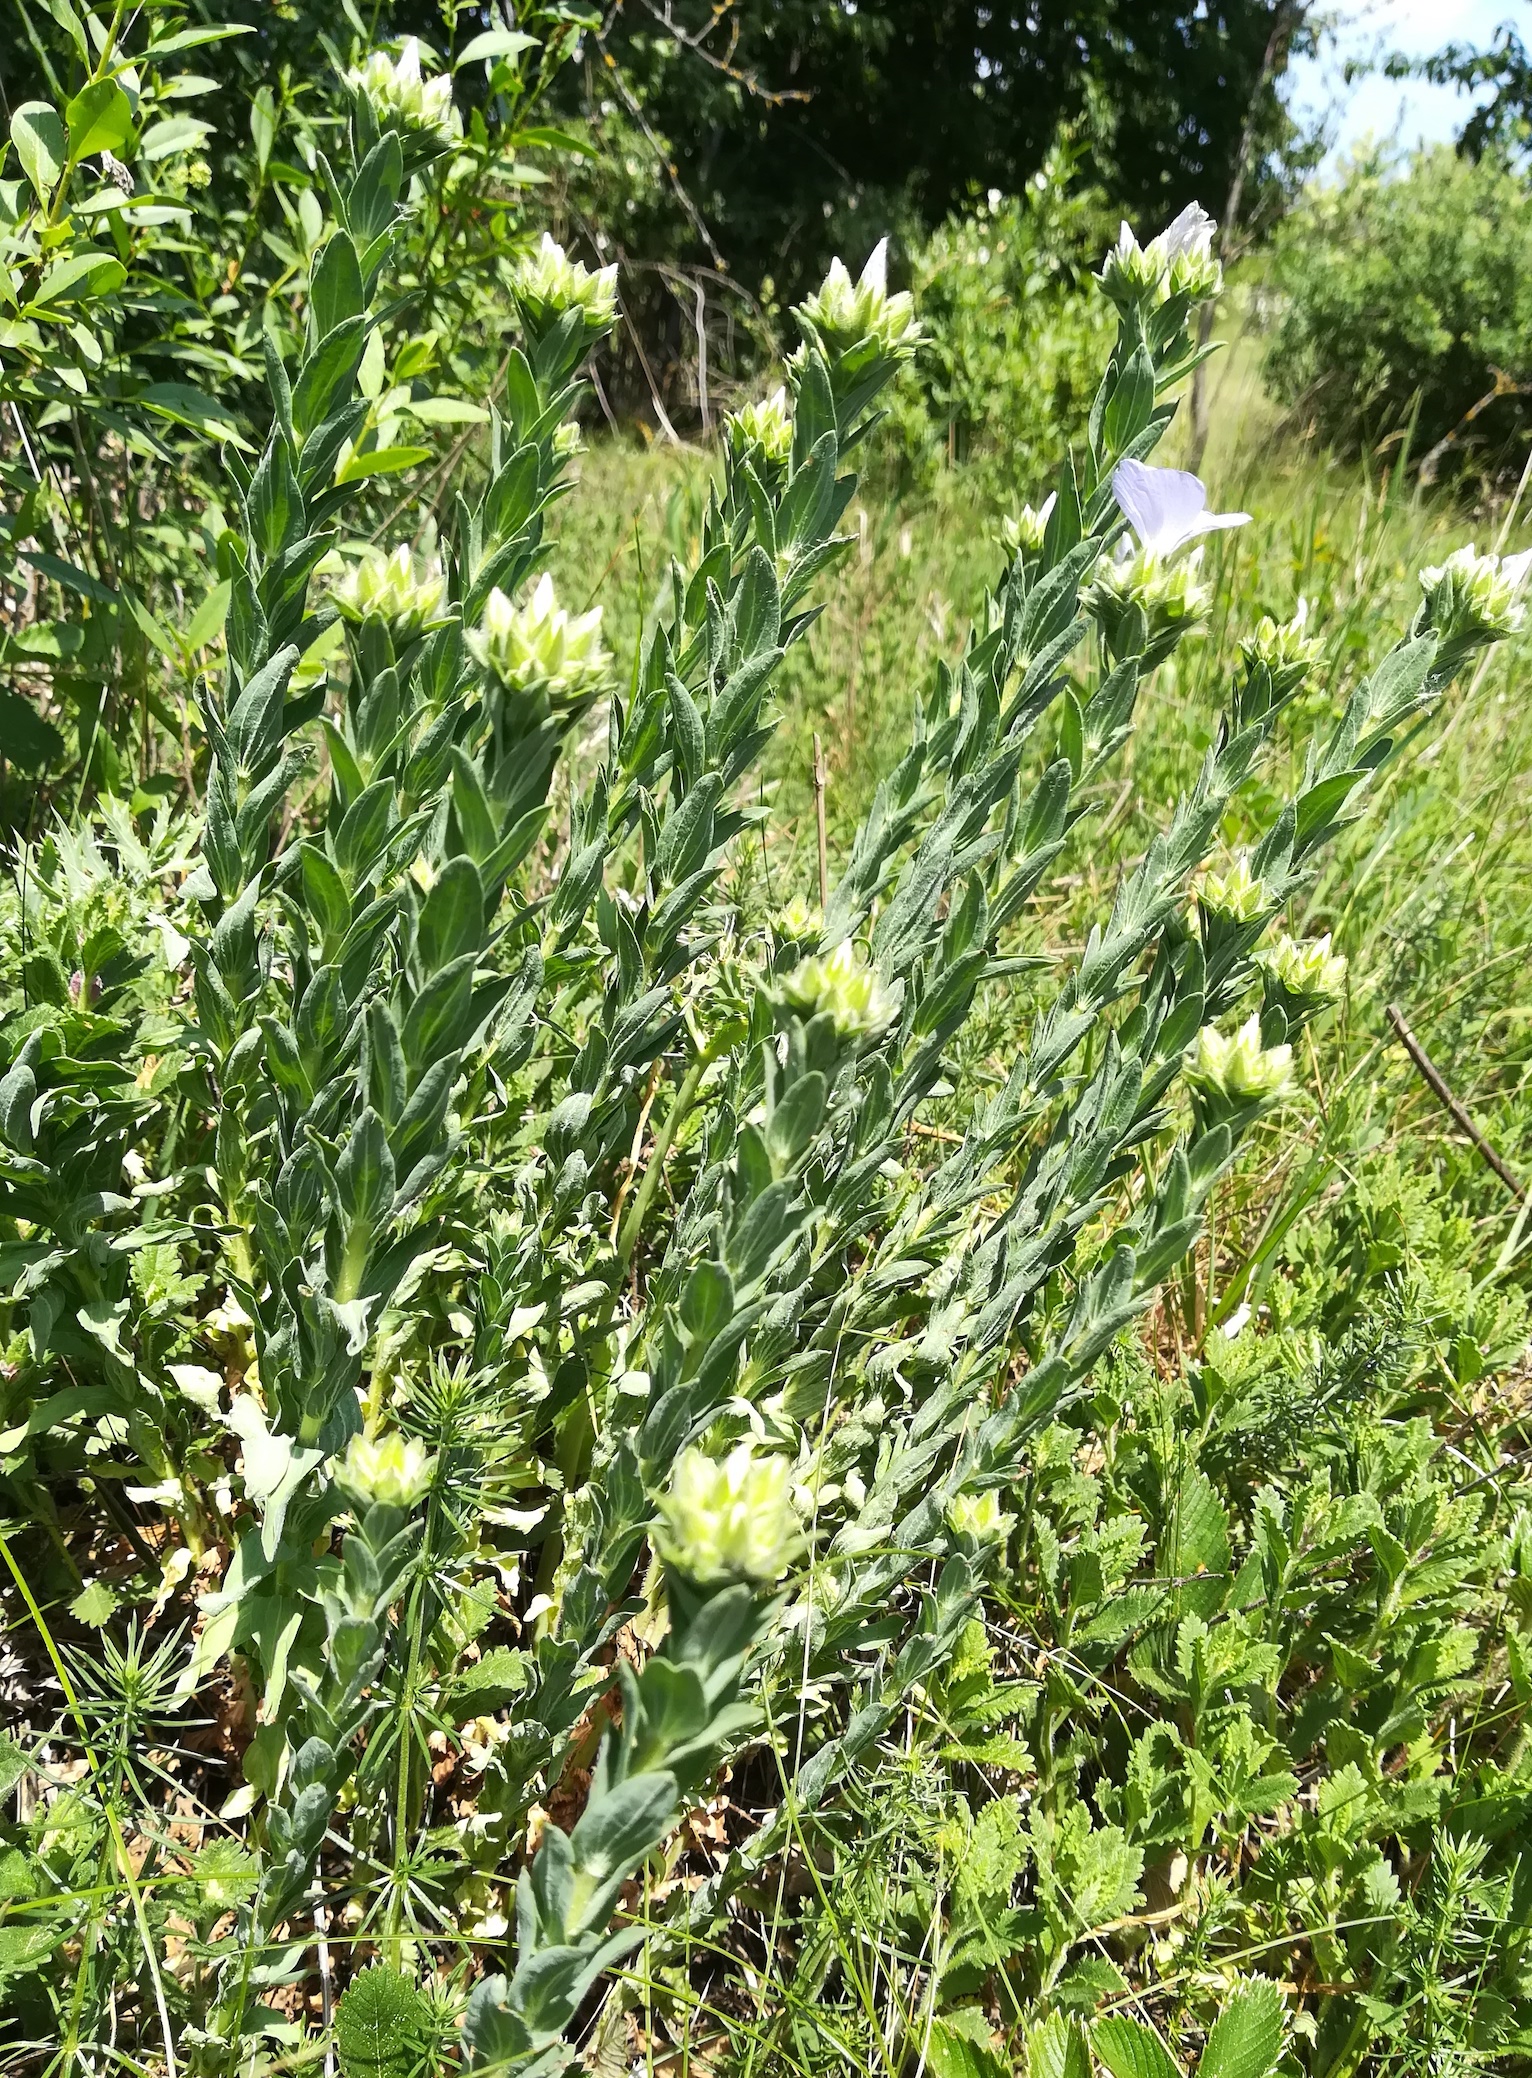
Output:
1,81,1528,2078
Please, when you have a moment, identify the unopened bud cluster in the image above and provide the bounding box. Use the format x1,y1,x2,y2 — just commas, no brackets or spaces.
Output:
337,1428,435,1511
511,233,617,343
331,543,445,639
1242,597,1321,683
797,238,921,364
775,938,897,1044
946,1488,1013,1550
1088,545,1208,663
468,573,611,711
346,39,459,144
1194,854,1269,929
1187,1014,1293,1107
655,1442,803,1586
1259,932,1347,1005
727,386,793,471
1099,203,1221,312
1419,544,1532,648
1000,493,1057,559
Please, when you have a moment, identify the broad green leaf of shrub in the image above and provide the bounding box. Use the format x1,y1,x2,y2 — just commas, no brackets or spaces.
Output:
928,2009,1010,2078
11,103,66,201
65,80,133,163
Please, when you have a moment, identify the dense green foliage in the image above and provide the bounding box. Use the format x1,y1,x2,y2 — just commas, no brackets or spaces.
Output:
0,0,585,832
1264,146,1532,475
3,12,1532,2077
876,147,1117,497
579,0,1316,309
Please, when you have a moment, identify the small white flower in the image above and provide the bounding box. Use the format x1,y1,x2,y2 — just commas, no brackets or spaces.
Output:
1112,460,1250,561
1155,201,1217,264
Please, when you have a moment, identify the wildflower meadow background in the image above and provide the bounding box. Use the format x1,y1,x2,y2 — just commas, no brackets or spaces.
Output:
1,6,1531,2077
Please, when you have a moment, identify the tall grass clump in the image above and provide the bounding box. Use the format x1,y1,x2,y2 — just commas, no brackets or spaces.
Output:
2,58,1530,2078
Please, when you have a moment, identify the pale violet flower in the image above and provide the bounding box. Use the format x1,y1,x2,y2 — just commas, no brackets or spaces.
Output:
1113,460,1251,561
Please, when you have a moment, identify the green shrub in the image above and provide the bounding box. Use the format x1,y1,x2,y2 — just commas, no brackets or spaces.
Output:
878,142,1116,498
1264,146,1532,474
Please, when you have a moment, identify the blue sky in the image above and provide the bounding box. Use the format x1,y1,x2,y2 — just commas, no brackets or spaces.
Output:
1287,0,1528,164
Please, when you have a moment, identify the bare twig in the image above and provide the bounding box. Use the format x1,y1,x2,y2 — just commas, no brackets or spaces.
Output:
812,732,828,910
1387,1002,1526,1200
617,293,682,446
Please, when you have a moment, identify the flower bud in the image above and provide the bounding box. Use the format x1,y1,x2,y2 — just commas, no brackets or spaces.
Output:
1155,203,1222,302
771,895,823,948
1186,1014,1293,1106
774,938,897,1044
1241,596,1321,695
511,232,617,343
467,573,611,711
1193,854,1269,929
946,1489,1013,1548
337,1429,435,1510
1258,932,1347,1005
655,1442,803,1586
796,238,921,365
1419,544,1532,648
726,385,793,470
1098,221,1167,310
999,492,1057,559
346,39,459,144
330,543,446,640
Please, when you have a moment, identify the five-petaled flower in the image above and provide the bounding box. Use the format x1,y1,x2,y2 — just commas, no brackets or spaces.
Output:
1112,460,1251,562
